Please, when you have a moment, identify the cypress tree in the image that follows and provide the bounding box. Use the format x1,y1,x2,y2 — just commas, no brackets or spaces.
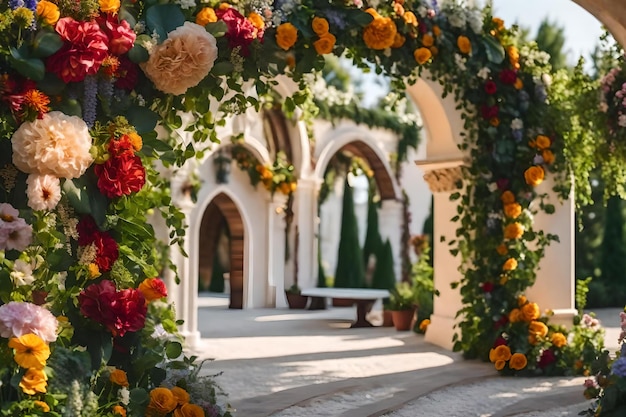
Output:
333,177,366,288
599,196,626,305
362,192,383,271
371,239,396,290
209,250,225,293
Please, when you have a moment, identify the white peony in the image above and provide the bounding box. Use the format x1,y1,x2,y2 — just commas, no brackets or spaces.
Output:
26,174,61,211
11,111,93,179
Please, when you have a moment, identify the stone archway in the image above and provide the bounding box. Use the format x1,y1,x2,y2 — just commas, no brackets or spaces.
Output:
200,192,245,309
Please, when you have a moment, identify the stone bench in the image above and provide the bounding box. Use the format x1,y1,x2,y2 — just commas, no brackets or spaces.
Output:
299,287,390,328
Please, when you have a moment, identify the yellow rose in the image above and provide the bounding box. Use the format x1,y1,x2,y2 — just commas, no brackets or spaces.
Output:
110,369,129,387
311,16,329,35
507,45,520,69
524,165,545,186
490,344,512,362
542,149,555,165
196,8,217,26
508,308,523,323
509,353,527,370
36,0,59,25
20,368,48,395
517,295,527,307
403,11,418,26
500,190,516,204
146,388,178,415
248,12,264,31
529,320,549,338
391,33,406,48
495,360,506,370
171,386,190,405
521,302,540,322
504,222,524,240
34,401,50,412
413,47,432,65
363,12,397,50
421,33,434,47
457,35,471,54
551,332,567,348
504,202,521,219
276,22,298,51
535,135,552,150
496,243,508,256
502,258,517,271
99,0,120,14
174,403,205,417
313,32,336,55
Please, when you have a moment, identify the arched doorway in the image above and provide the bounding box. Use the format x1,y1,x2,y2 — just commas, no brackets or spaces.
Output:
199,192,245,309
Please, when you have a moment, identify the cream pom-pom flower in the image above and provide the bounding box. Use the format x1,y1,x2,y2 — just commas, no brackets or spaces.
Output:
11,111,93,179
142,22,218,95
26,174,62,211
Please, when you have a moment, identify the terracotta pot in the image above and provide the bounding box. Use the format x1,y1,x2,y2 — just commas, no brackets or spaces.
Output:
286,292,309,309
382,309,394,327
391,308,416,331
332,298,355,307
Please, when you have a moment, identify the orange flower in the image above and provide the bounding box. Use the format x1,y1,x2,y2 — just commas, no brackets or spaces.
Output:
524,165,545,186
489,117,500,127
551,332,567,348
146,388,178,415
34,400,50,412
363,13,397,50
517,295,527,306
311,16,329,35
391,33,406,48
432,25,441,37
393,2,404,16
36,0,60,25
507,45,520,69
248,12,264,31
492,17,505,31
88,263,101,279
99,0,120,14
504,202,521,219
171,386,190,405
457,35,471,54
421,33,434,47
521,302,540,321
429,46,439,56
509,353,527,370
529,320,549,339
276,23,298,50
414,47,432,65
138,278,168,302
174,403,205,417
113,405,127,417
9,334,50,369
508,308,523,323
195,7,217,26
127,132,143,151
495,360,506,370
313,32,336,55
504,222,524,240
500,190,516,204
542,149,555,165
514,78,524,90
535,135,552,150
20,368,48,395
419,319,430,332
496,244,508,256
23,89,50,115
502,258,517,271
489,344,512,362
110,369,129,387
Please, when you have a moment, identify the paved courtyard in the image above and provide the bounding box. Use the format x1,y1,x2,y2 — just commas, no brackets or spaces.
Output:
193,295,621,417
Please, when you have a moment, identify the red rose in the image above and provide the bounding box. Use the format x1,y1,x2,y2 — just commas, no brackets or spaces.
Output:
111,288,147,336
46,17,109,83
484,80,497,95
480,104,499,119
79,279,118,329
216,8,258,56
481,282,494,293
493,335,508,346
95,153,146,198
93,231,119,272
538,348,556,369
114,56,138,91
499,69,517,85
97,14,136,55
496,178,510,191
77,216,99,245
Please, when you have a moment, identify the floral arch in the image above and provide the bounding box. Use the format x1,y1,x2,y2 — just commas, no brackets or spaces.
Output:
0,0,615,414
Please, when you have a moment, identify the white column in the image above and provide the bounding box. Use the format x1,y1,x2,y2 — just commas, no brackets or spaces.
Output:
295,178,320,290
378,199,404,283
525,177,576,327
265,195,288,308
419,164,465,350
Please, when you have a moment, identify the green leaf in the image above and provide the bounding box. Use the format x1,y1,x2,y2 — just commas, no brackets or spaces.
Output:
126,106,159,133
205,21,227,38
482,35,505,64
211,61,235,76
145,4,186,42
62,176,108,226
9,47,45,81
37,72,66,95
47,248,74,272
129,388,150,405
165,341,183,359
345,9,374,26
143,136,174,153
128,43,149,64
543,204,556,214
32,29,63,58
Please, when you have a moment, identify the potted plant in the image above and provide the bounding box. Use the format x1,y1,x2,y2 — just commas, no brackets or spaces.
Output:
285,284,308,309
388,281,417,331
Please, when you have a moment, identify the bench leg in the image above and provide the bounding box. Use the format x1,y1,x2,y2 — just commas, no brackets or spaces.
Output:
351,300,375,328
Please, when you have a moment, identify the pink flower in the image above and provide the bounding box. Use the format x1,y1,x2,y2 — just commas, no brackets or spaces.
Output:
46,17,109,83
0,301,58,343
216,7,260,56
97,14,136,56
0,203,33,251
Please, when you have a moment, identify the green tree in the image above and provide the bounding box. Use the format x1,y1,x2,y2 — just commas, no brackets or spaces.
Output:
535,18,568,70
598,196,626,306
208,250,225,293
334,177,366,288
371,239,396,291
362,189,382,272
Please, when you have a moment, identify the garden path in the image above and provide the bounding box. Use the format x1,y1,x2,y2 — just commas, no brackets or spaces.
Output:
194,295,620,417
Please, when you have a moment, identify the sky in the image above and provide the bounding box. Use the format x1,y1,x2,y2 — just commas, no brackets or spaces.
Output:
489,0,605,65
